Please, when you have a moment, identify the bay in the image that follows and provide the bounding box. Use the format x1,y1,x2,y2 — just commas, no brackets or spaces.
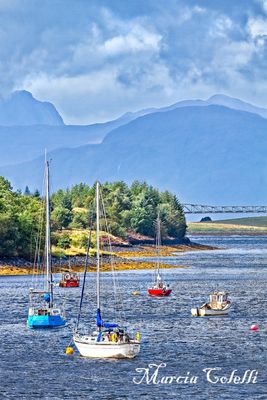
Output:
0,236,266,399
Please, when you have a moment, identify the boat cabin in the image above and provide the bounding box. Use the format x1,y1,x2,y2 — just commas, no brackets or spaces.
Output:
59,272,80,287
209,291,229,309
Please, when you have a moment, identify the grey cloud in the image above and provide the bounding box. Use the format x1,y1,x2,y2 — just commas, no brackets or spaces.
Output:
0,0,267,122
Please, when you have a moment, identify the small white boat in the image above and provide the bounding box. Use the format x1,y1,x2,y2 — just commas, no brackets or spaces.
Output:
73,182,140,359
191,290,231,317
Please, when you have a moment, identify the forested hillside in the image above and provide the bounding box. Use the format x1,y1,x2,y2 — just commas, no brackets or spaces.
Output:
0,177,186,258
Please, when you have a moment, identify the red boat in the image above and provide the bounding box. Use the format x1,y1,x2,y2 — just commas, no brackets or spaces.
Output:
59,272,80,287
147,214,172,297
148,274,172,296
148,287,172,296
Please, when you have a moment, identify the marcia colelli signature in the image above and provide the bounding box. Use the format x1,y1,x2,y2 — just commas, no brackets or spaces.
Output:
132,363,258,385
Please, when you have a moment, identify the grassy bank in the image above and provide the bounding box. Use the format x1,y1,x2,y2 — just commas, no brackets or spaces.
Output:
115,243,215,258
188,221,267,235
211,216,267,227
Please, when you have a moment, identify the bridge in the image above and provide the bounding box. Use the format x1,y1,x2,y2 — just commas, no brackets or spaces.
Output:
182,204,267,214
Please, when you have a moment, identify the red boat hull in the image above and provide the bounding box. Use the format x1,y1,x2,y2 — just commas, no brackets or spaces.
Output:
148,288,172,296
59,280,79,288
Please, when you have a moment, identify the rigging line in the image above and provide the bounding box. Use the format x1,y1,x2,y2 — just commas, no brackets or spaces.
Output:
156,211,164,280
98,186,109,321
33,175,44,271
74,211,94,334
152,217,158,284
98,187,116,318
32,170,45,288
96,182,100,312
99,186,125,325
37,199,45,285
47,156,61,281
99,189,117,307
39,171,46,291
45,159,53,306
157,212,160,276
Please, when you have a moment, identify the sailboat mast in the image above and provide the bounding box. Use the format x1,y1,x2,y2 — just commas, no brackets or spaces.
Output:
45,158,53,305
156,213,161,277
96,182,100,311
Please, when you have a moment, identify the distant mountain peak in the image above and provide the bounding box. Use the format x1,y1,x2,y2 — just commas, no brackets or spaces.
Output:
207,93,251,105
134,93,267,120
0,90,64,126
208,93,232,100
10,90,33,99
206,93,267,119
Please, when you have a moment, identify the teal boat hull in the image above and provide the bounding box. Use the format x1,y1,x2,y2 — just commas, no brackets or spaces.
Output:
27,315,66,329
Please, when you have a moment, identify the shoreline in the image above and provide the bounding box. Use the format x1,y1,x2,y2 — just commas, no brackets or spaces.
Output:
0,262,189,276
0,242,215,276
189,231,267,236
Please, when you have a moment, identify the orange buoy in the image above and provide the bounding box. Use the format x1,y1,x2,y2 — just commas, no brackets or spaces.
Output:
250,324,259,331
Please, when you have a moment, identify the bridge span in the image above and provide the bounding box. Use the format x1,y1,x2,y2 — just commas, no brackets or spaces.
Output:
182,204,267,214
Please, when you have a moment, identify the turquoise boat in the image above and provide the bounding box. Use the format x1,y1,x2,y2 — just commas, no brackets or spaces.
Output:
27,157,66,329
27,290,66,329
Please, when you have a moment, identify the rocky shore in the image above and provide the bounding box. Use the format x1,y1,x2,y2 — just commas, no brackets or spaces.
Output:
0,242,216,276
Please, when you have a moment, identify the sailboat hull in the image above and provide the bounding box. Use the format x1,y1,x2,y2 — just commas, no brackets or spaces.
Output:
59,280,79,287
148,288,172,296
27,315,66,329
74,338,140,359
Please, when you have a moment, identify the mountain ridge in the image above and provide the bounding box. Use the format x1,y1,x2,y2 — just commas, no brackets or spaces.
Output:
0,90,64,126
134,93,267,120
1,104,267,205
0,91,266,167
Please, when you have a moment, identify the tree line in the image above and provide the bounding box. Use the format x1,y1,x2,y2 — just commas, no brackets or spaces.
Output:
0,177,187,258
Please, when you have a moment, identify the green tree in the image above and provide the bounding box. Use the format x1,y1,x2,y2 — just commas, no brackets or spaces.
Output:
58,233,71,249
51,206,73,230
24,186,31,196
51,189,72,211
69,210,89,229
0,213,20,256
33,189,40,199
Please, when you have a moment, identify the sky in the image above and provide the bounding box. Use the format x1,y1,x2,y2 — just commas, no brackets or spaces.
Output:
1,0,267,124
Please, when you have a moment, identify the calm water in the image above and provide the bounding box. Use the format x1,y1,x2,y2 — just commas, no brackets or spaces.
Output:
0,236,266,399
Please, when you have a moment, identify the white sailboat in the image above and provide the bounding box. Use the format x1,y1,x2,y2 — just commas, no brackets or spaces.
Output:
27,157,66,329
73,182,140,358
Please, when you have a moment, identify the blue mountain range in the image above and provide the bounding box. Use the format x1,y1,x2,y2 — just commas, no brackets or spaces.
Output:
0,91,266,204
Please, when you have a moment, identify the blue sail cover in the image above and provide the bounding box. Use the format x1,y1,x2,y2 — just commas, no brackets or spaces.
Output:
96,308,118,328
43,293,50,303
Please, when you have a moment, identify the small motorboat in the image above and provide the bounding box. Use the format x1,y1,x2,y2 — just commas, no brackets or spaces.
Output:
191,290,231,317
59,272,80,287
148,214,172,297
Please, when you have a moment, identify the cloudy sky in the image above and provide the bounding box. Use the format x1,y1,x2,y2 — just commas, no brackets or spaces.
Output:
1,0,267,124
